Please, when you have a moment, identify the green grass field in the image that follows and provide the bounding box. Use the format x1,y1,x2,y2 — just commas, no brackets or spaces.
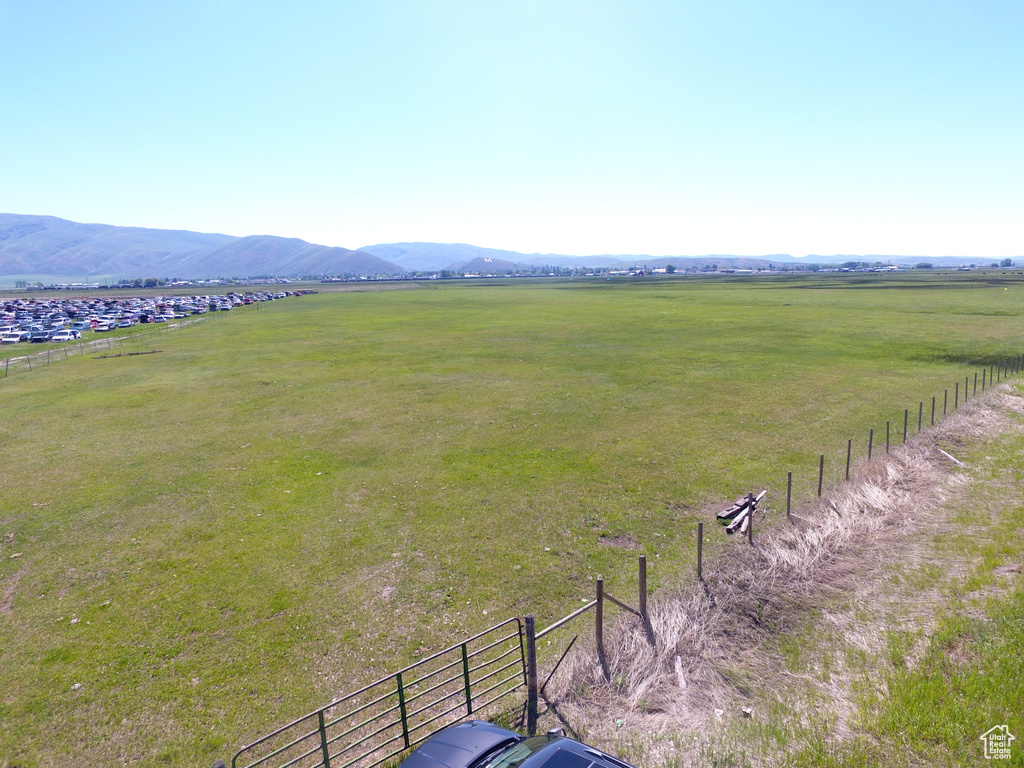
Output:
2,272,1023,767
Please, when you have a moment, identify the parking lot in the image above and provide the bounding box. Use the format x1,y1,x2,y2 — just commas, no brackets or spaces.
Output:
0,290,298,347
0,290,306,376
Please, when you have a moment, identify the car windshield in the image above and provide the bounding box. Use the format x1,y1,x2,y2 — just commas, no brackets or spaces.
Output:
476,736,550,768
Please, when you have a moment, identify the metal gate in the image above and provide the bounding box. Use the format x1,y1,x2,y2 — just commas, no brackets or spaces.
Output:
233,618,526,768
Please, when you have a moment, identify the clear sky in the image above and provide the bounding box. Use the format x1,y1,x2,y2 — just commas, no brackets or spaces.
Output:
1,1,1021,257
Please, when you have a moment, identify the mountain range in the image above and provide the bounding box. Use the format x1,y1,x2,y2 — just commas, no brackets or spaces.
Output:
0,213,1012,279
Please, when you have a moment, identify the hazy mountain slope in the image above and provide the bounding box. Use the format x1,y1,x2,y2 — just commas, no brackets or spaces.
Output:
360,241,804,272
359,242,623,271
0,214,405,277
172,236,404,278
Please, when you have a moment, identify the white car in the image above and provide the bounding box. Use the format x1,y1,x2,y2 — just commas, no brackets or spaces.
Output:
1,331,30,344
50,330,81,342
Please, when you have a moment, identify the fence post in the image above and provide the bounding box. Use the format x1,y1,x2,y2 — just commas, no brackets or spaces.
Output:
903,409,908,442
747,492,754,545
974,372,978,396
639,555,654,645
786,472,792,521
317,711,333,768
886,421,890,454
943,389,947,416
697,522,704,576
817,454,824,497
965,376,969,401
845,440,851,481
461,643,473,716
931,396,935,425
525,616,538,735
868,428,874,460
955,382,959,409
396,672,410,749
596,577,608,680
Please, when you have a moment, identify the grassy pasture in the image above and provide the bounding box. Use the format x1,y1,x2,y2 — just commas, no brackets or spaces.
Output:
1,272,1023,767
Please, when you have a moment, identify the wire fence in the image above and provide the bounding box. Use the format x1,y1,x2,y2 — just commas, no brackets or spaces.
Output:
0,302,263,379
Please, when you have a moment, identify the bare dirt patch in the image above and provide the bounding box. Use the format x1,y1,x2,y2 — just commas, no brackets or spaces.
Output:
1,567,26,612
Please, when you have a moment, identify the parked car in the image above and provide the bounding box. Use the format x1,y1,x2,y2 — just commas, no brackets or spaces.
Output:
94,321,115,332
30,330,53,343
398,721,637,768
1,331,30,344
50,330,81,342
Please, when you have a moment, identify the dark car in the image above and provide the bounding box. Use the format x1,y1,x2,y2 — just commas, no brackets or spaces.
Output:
30,330,53,343
399,721,637,768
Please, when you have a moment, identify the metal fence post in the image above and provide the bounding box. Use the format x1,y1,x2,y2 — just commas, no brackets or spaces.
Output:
317,711,333,768
461,644,473,716
868,428,874,460
697,522,704,576
596,577,607,680
747,491,754,545
525,616,538,735
845,440,851,481
639,555,654,645
396,672,410,749
817,454,824,496
903,409,908,442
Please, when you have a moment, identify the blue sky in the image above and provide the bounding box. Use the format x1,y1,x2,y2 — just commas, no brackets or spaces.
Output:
1,1,1021,257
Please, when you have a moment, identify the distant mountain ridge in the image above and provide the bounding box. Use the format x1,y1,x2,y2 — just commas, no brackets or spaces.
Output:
0,214,405,278
0,214,1014,279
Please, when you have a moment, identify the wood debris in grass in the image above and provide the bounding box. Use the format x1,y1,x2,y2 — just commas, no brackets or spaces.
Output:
716,490,767,535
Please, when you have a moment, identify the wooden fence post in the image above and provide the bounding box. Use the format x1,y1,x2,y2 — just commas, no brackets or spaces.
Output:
845,440,851,480
886,421,890,454
525,616,538,735
903,409,908,442
955,382,959,410
817,454,824,497
943,389,947,416
786,471,792,520
868,428,874,460
974,372,978,396
931,396,936,425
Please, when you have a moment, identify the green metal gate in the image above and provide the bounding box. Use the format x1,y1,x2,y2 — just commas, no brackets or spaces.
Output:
232,618,526,768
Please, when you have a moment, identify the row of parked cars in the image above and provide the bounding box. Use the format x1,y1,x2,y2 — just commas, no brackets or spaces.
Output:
0,290,300,344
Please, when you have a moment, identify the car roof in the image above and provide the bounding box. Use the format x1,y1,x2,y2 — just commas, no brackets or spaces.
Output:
400,722,636,768
400,721,518,768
